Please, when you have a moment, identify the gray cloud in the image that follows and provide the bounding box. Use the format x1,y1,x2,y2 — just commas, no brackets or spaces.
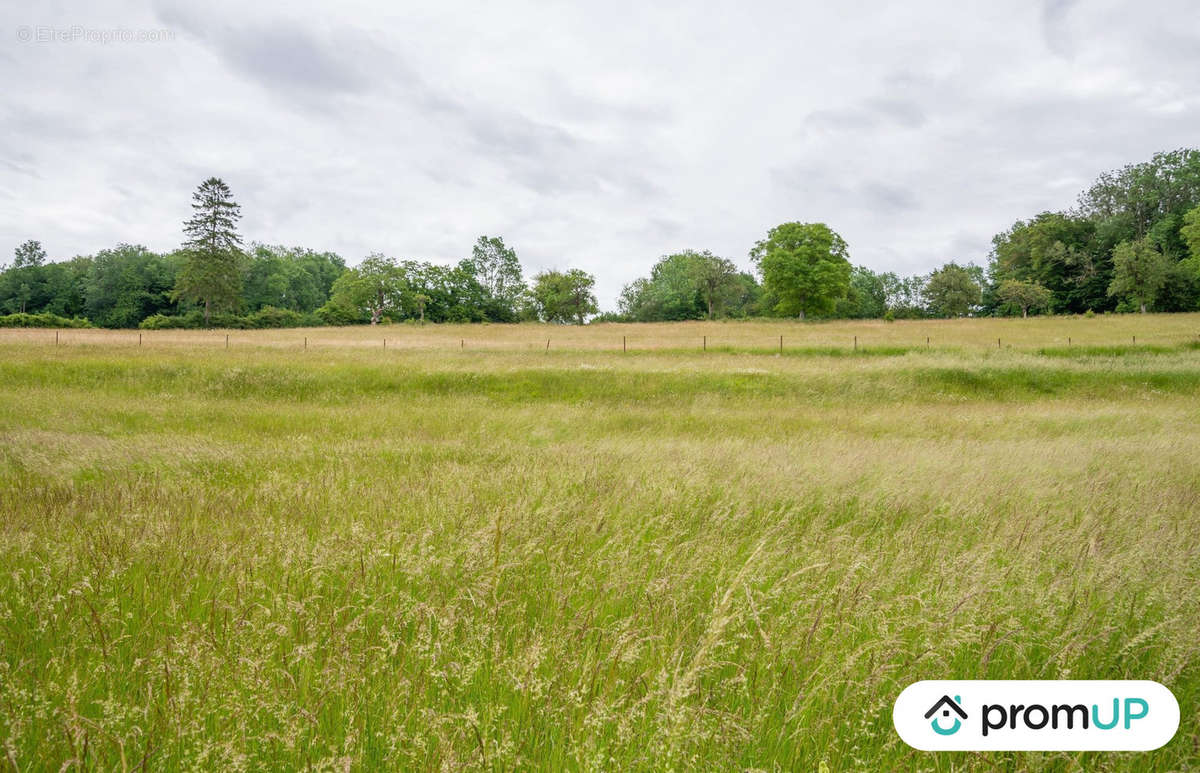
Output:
1041,0,1080,55
861,182,920,213
153,3,372,96
2,0,1199,306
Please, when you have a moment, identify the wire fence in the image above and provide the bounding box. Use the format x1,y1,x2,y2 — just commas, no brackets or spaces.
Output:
4,326,1200,355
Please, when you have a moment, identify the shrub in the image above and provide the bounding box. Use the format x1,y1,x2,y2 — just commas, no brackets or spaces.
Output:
247,306,305,328
139,312,204,330
315,302,363,326
0,312,92,328
883,309,896,323
207,313,251,329
591,311,630,323
141,309,316,330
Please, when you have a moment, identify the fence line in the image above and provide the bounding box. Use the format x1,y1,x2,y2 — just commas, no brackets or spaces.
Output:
8,328,1200,354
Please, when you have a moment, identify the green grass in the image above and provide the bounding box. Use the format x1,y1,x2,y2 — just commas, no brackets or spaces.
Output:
1,330,1198,770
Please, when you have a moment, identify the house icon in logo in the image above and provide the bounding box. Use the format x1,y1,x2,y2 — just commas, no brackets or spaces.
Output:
924,694,967,735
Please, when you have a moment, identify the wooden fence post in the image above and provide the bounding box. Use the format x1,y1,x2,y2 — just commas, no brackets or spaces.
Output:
703,335,706,351
853,335,857,352
779,335,783,354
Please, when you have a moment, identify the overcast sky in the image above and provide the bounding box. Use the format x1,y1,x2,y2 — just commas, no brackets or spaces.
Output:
3,0,1198,307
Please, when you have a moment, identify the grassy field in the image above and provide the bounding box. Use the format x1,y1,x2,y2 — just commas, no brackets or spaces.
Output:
1,316,1198,771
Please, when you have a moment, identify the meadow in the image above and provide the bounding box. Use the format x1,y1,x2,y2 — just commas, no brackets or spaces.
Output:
1,315,1198,771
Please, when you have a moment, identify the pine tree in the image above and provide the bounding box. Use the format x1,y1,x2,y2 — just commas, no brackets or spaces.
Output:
174,177,244,326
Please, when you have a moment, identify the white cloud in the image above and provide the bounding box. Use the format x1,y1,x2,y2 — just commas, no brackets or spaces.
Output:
2,0,1198,306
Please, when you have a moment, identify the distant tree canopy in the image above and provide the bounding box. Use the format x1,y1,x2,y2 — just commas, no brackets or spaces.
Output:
834,266,891,319
995,279,1053,318
466,236,525,322
750,222,851,319
1108,238,1171,313
989,149,1200,314
924,262,981,318
320,254,496,325
0,182,603,328
531,269,598,325
5,148,1200,327
618,250,752,322
323,254,407,325
243,245,345,313
13,240,46,269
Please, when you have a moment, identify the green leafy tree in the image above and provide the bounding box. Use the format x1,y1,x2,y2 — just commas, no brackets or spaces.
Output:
1077,148,1200,238
727,272,764,318
834,266,888,318
616,278,652,320
0,240,50,313
1108,238,1170,313
620,251,755,321
989,213,1105,313
1155,261,1200,312
879,273,925,318
924,262,981,317
13,240,46,268
466,236,525,321
1181,204,1200,264
243,245,347,313
412,293,430,322
750,222,851,318
323,254,407,324
690,252,740,319
619,252,703,321
85,244,177,327
531,269,598,324
38,259,89,318
995,279,1053,318
174,178,244,326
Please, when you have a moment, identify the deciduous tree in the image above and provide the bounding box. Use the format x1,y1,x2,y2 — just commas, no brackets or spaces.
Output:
750,222,851,319
324,254,407,324
1108,238,1170,313
531,269,597,324
13,240,46,269
466,236,525,321
924,262,981,317
995,279,1053,317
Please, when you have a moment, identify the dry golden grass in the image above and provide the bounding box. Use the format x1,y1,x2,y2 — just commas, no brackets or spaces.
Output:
4,311,1200,352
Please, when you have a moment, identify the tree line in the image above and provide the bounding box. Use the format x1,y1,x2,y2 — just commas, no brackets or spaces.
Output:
4,149,1200,329
0,179,598,329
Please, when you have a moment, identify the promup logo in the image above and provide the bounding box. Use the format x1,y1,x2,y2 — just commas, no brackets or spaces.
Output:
894,681,1179,751
924,695,967,735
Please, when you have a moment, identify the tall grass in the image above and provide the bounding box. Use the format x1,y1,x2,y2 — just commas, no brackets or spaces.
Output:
0,320,1198,770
